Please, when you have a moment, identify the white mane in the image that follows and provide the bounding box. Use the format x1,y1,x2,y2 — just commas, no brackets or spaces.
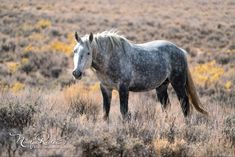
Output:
83,30,130,51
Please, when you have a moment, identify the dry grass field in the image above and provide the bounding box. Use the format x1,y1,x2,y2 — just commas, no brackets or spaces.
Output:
0,0,234,156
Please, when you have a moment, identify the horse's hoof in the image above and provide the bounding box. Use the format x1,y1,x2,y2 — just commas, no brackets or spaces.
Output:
122,112,131,122
103,115,109,121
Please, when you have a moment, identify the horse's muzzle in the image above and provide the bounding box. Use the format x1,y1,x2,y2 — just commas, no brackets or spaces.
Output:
72,70,82,80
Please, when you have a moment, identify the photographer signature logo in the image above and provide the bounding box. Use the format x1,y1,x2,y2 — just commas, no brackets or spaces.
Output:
9,132,70,149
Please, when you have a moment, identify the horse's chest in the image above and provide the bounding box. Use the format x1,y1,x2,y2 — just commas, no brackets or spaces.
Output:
95,71,119,89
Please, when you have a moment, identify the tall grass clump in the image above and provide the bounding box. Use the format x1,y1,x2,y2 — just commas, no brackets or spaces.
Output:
0,91,41,157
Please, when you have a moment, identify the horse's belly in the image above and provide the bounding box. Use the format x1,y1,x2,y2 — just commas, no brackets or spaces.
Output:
129,66,169,92
129,83,158,92
129,79,164,92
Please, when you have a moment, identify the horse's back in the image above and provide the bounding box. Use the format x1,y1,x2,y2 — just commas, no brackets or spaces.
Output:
136,40,187,67
140,40,188,81
127,40,187,92
127,40,175,91
131,40,185,65
136,40,178,49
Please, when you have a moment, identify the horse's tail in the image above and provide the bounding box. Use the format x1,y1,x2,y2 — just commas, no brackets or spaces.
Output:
186,65,208,116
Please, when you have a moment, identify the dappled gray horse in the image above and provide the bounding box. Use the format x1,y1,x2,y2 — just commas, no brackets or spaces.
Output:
72,31,208,120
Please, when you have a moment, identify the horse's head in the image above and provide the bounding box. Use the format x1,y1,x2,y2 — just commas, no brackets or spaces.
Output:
72,32,93,80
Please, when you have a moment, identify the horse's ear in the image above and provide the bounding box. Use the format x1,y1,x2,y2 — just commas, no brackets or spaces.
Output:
89,32,93,43
75,32,81,42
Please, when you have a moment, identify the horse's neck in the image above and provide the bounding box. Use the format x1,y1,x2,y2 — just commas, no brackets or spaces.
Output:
91,38,130,72
91,44,109,72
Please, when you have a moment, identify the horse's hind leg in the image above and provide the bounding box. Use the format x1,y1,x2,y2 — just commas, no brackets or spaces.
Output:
170,75,190,117
100,84,112,121
156,79,170,111
118,83,129,120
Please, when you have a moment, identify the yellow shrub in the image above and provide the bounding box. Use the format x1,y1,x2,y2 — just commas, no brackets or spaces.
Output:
224,81,232,90
50,40,72,55
23,44,48,53
192,60,224,87
0,81,9,91
67,32,76,45
112,90,119,98
63,82,102,105
63,83,89,103
6,62,20,73
21,58,29,65
11,82,25,93
23,45,38,53
29,33,45,41
154,138,169,150
25,32,75,55
49,33,76,56
90,82,100,92
35,19,51,29
154,138,186,156
225,49,235,54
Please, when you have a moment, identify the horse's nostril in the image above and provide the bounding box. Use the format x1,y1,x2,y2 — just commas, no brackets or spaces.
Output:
72,70,82,79
77,72,81,77
72,71,76,76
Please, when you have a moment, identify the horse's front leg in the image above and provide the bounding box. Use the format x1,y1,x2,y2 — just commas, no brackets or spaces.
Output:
100,84,112,121
118,84,129,119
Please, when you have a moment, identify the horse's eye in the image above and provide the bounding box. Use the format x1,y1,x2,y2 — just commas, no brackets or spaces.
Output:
87,52,90,55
